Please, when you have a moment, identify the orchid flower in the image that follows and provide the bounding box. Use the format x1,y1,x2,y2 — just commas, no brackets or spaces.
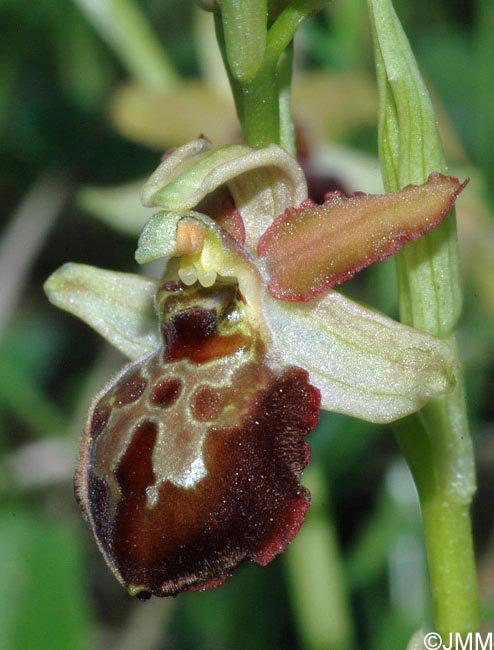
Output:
44,137,466,599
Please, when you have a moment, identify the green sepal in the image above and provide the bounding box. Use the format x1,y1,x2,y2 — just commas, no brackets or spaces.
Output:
263,290,458,423
44,263,159,360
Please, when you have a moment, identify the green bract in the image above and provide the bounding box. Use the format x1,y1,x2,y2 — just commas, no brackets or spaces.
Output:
369,0,479,635
220,0,267,83
368,0,462,337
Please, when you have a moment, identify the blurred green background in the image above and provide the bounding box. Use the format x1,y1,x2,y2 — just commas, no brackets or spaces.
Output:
0,1,492,649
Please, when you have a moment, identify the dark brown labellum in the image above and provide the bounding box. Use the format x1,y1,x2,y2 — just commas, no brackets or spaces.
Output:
76,279,320,597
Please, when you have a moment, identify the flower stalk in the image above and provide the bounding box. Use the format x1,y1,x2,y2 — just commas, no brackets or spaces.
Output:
368,0,480,636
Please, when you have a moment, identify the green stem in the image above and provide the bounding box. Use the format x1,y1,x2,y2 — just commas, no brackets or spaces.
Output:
265,0,329,68
218,0,328,149
368,0,480,636
394,402,478,636
240,64,282,148
217,12,285,148
277,44,296,156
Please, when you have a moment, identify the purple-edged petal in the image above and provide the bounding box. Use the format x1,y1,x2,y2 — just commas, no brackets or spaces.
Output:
76,280,320,598
258,173,467,302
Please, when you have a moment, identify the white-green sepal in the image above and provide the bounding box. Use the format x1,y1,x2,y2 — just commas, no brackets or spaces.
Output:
44,263,159,360
263,290,457,423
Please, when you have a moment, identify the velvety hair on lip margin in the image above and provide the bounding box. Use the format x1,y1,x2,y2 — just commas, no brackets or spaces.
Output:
75,280,321,598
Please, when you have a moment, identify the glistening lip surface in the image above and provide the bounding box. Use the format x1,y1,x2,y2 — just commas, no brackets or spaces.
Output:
76,280,320,598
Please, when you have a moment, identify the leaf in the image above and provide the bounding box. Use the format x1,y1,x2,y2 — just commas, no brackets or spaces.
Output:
258,173,466,302
368,0,463,336
0,508,93,650
44,263,159,360
263,289,457,423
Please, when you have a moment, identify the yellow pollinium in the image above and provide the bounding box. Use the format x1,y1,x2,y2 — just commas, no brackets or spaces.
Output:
178,253,218,288
176,219,218,288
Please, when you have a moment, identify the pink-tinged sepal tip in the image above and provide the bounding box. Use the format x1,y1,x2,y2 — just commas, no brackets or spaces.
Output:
258,172,468,302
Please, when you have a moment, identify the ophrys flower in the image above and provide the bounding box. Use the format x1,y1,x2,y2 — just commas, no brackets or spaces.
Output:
45,138,465,598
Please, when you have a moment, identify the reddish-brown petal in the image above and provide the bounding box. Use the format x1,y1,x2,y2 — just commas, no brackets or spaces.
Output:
258,173,467,302
75,280,320,598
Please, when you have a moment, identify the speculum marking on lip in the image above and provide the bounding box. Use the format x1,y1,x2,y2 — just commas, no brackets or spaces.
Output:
116,420,158,492
113,371,148,406
191,385,226,421
78,277,322,599
95,365,320,598
162,306,252,364
162,308,217,362
150,378,183,407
